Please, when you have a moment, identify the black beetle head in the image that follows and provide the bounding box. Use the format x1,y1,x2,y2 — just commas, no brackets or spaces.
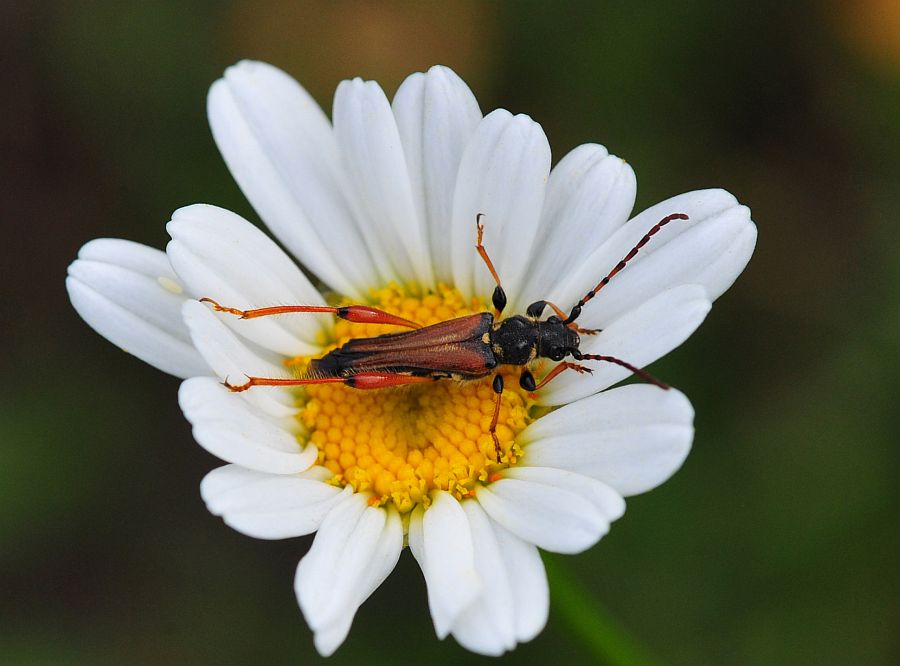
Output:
536,320,581,361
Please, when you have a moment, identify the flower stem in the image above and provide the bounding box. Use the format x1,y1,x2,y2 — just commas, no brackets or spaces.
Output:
544,556,660,666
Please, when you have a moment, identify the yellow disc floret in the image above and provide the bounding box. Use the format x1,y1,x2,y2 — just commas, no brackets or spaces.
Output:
289,284,533,513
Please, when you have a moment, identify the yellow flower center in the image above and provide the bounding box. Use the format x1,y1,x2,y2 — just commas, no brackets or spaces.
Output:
289,284,533,513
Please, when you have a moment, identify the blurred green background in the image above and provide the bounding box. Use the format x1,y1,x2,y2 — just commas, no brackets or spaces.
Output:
1,1,897,664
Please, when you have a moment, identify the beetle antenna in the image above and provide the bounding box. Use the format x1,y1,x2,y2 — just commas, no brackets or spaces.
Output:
564,213,689,323
572,352,670,389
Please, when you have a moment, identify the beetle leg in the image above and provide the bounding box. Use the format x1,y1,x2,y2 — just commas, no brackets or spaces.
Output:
200,298,421,329
489,373,504,462
543,301,569,320
519,368,537,392
475,214,507,315
223,372,434,392
532,362,593,391
533,300,602,335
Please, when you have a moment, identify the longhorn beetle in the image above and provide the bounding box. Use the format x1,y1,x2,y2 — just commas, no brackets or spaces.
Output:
202,212,689,462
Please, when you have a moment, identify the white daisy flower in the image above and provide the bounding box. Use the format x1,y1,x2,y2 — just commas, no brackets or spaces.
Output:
66,61,756,656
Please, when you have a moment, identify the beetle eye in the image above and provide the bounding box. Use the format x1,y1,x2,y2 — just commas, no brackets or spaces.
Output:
550,348,565,361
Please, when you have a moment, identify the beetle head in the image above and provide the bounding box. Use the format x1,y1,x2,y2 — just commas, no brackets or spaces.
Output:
536,317,581,361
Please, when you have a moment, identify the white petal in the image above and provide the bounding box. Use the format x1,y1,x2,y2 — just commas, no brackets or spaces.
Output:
408,492,481,639
297,465,337,483
538,284,711,406
449,501,516,655
475,467,623,554
208,60,375,297
392,66,482,284
295,495,402,656
181,299,295,417
503,466,625,521
312,506,402,656
310,617,354,658
199,464,347,539
522,384,694,496
697,222,758,299
66,239,208,378
166,204,325,357
451,110,551,301
179,377,314,474
333,77,432,287
357,505,403,603
295,493,369,629
518,144,636,309
547,189,755,327
491,519,549,643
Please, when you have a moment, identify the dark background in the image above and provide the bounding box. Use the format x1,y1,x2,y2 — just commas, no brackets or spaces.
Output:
1,1,897,664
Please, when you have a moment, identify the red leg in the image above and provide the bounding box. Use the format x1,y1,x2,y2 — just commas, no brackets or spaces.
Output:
532,362,593,391
476,215,503,291
489,373,504,462
542,301,602,335
541,301,569,320
224,372,433,392
200,298,421,329
475,215,508,315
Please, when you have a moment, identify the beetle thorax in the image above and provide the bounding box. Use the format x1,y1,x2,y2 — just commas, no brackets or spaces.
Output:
491,315,539,365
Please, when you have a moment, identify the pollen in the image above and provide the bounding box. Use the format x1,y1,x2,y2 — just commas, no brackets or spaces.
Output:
290,284,533,512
